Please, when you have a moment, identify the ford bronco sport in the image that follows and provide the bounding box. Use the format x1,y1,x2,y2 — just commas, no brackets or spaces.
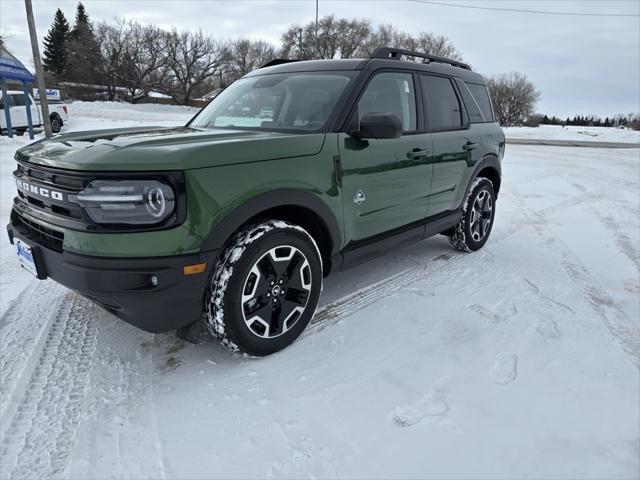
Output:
7,48,505,356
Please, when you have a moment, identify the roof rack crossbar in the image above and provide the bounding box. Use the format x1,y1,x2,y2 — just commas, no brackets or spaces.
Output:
370,47,471,70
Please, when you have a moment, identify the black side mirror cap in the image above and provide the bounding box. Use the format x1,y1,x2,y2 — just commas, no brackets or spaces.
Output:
349,112,403,140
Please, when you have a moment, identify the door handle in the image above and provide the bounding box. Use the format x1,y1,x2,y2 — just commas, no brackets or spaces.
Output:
407,148,431,159
462,142,477,151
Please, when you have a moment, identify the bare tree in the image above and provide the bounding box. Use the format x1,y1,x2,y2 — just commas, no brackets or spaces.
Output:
94,20,129,100
486,72,540,126
226,38,276,84
160,29,229,104
412,32,464,61
280,15,371,59
357,24,463,61
116,22,167,102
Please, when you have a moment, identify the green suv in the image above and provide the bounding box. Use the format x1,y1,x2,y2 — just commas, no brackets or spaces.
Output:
7,48,504,356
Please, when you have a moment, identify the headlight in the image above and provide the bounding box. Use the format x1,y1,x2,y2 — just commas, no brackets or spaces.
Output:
77,180,176,225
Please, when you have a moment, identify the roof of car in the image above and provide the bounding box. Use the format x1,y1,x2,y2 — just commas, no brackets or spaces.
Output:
246,56,485,84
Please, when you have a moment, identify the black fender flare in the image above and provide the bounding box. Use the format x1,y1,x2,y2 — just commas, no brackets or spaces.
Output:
200,188,342,255
461,154,501,204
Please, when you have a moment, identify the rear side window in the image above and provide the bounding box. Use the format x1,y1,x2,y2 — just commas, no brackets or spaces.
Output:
420,75,462,131
466,83,494,122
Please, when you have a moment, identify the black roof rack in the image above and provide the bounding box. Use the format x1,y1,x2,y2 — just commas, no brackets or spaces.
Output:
260,59,300,69
371,47,471,71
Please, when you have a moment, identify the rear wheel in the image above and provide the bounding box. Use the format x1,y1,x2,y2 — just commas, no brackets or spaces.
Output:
205,220,323,356
448,177,496,252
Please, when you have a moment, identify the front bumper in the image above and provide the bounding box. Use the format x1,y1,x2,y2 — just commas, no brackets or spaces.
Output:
7,220,217,333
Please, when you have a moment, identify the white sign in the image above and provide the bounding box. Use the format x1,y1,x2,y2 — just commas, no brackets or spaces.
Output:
33,88,61,101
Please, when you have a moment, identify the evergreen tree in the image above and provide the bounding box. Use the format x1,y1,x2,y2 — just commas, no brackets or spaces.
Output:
42,9,70,77
75,2,89,28
565,117,570,126
65,2,102,84
542,115,550,124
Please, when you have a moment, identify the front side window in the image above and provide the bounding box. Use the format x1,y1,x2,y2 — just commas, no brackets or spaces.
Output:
357,72,417,132
0,95,13,110
190,72,355,132
10,94,27,107
421,75,463,131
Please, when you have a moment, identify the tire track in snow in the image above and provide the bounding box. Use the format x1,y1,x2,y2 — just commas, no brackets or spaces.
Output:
0,279,64,421
306,188,552,335
0,293,98,480
307,251,467,335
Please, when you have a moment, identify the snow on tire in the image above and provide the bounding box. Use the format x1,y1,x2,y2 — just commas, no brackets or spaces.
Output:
448,177,496,252
205,220,323,356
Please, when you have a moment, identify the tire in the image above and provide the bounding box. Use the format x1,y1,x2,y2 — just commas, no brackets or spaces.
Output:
205,220,323,356
50,115,62,133
448,177,496,252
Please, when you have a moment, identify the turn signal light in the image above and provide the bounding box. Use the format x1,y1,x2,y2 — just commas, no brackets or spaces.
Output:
183,262,207,275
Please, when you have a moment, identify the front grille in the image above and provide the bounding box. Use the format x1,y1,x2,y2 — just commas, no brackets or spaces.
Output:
11,210,64,253
14,161,87,222
17,162,87,190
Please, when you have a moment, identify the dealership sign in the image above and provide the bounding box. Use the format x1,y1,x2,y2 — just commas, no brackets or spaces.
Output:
33,88,61,101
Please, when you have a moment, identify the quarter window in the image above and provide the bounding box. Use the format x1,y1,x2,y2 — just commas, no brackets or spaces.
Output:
420,75,463,131
357,72,417,133
456,79,485,124
466,83,494,123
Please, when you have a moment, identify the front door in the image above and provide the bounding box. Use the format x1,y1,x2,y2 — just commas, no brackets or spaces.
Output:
339,71,434,243
9,94,29,128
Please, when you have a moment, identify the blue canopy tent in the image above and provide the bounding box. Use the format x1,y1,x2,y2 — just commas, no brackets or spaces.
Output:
0,47,36,139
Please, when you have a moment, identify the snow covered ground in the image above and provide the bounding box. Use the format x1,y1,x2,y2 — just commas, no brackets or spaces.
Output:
0,102,639,479
504,124,640,144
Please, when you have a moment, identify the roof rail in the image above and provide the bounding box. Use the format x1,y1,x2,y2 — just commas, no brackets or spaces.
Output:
260,59,300,69
370,47,471,71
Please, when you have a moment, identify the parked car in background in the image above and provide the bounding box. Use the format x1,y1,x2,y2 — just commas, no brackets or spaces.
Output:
0,90,68,134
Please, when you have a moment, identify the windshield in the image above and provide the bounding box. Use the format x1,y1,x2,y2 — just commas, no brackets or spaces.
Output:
190,72,355,132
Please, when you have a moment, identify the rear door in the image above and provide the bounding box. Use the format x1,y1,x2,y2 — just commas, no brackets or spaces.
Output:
420,75,483,216
339,71,434,243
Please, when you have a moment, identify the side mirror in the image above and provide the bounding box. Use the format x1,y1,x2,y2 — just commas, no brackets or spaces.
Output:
350,112,403,140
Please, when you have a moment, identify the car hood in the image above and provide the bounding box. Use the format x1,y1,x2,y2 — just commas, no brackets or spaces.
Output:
15,126,326,171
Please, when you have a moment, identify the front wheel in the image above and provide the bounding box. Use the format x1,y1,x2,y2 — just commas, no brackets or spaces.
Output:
448,177,496,252
50,115,62,133
205,220,323,356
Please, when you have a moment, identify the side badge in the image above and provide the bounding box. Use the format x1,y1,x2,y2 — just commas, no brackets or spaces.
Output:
354,190,366,206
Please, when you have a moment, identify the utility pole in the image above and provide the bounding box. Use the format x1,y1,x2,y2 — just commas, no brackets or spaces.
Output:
315,0,320,59
297,28,303,59
24,0,52,137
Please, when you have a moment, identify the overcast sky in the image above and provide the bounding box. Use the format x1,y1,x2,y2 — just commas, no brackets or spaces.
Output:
1,0,638,117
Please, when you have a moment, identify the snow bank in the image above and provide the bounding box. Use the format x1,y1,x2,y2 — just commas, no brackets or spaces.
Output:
504,124,640,144
68,100,197,124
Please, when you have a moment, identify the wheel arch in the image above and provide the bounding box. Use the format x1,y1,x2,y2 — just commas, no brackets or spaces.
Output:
471,155,502,196
201,189,341,275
